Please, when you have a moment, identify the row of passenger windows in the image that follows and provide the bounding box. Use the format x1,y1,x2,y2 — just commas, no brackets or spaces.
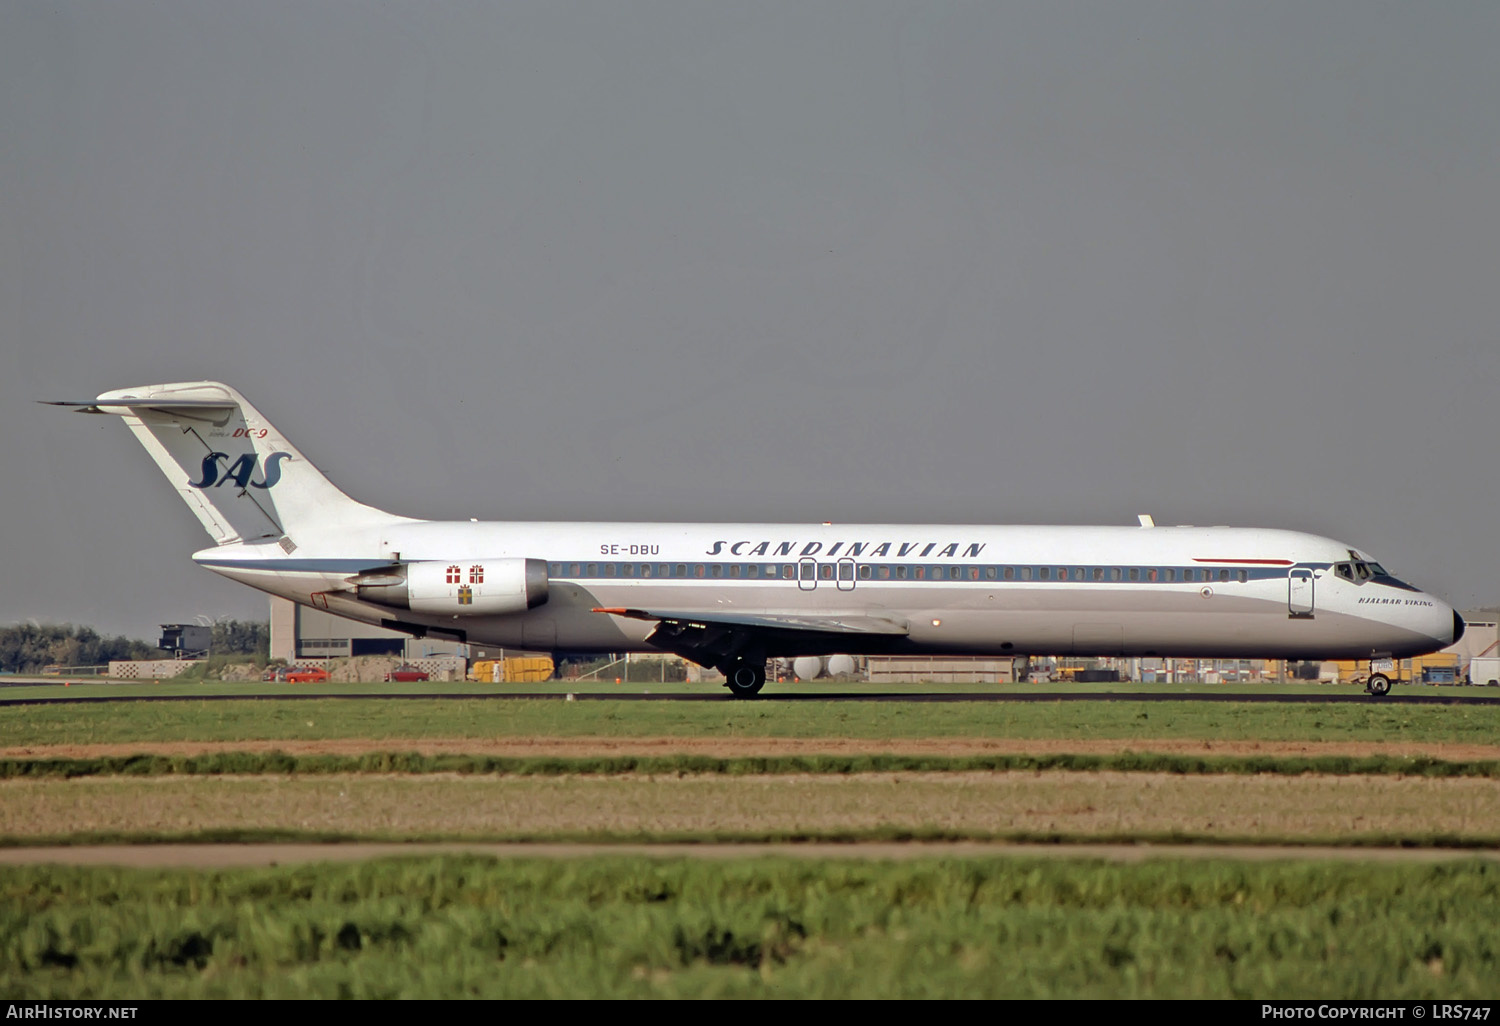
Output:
546,562,1253,583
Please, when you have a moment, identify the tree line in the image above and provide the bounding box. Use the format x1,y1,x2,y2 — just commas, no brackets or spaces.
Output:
0,620,270,673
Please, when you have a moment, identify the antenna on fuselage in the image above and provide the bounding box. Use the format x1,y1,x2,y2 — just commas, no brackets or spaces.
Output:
1137,514,1155,528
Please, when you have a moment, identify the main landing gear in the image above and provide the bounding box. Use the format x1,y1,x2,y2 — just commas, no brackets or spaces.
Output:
721,659,766,699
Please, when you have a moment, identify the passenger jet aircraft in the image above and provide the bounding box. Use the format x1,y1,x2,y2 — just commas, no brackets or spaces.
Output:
49,382,1463,698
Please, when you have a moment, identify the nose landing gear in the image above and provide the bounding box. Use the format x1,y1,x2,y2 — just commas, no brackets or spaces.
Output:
1362,654,1396,697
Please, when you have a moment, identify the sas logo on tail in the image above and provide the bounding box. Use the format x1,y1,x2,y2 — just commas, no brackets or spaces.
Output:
189,452,291,490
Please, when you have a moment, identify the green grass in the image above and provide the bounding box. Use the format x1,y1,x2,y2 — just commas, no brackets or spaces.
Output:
3,856,1496,998
3,694,1498,747
2,677,1468,699
4,751,1498,779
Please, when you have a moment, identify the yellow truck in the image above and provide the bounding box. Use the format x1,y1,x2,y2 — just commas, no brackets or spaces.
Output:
468,656,554,683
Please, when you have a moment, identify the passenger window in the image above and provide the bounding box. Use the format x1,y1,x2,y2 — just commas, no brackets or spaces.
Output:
569,563,581,576
659,564,670,577
782,565,795,579
969,567,980,581
1165,569,1176,582
840,562,854,580
1040,568,1051,581
1074,568,1085,581
1182,569,1193,582
694,565,705,578
801,562,816,581
587,563,597,576
859,565,872,580
819,564,834,580
621,563,634,577
1003,567,1015,580
676,564,687,577
1020,567,1032,581
878,565,890,580
1092,568,1104,581
1146,569,1158,582
728,564,740,578
1128,568,1139,582
711,564,723,578
896,565,909,580
604,564,615,577
641,564,653,578
915,566,927,579
1111,568,1121,581
1238,570,1248,583
985,566,997,580
1219,569,1230,583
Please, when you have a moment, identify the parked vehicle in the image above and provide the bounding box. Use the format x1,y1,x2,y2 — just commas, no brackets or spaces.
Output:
384,664,430,682
1469,656,1500,687
283,665,330,683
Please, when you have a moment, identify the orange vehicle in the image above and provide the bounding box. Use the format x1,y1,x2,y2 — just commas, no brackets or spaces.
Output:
283,665,330,683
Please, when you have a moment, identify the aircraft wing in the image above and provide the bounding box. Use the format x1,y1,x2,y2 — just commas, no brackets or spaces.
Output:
592,606,909,669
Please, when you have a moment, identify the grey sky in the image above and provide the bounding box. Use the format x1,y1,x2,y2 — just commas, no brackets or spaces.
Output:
2,2,1498,641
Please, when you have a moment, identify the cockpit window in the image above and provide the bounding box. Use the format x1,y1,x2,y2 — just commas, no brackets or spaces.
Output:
1368,563,1387,576
1334,561,1380,584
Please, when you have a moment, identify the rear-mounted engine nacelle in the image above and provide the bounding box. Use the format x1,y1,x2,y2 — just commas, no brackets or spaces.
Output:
354,558,549,615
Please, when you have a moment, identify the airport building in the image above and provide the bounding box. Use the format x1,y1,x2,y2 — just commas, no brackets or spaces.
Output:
268,596,467,664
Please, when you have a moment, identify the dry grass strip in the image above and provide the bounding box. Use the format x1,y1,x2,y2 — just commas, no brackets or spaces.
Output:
2,771,1496,841
6,736,1500,761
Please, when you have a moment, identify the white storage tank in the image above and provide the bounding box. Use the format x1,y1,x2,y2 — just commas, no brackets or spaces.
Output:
792,656,824,681
826,654,857,678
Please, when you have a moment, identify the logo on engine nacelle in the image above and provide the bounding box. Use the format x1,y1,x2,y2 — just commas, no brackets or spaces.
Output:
189,451,291,490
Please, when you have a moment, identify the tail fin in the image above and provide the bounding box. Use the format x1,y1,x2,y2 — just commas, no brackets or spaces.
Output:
46,381,409,546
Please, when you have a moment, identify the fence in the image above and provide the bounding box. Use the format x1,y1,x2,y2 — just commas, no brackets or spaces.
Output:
107,659,203,679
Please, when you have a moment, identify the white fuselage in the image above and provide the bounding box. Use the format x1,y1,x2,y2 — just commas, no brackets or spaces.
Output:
196,520,1461,661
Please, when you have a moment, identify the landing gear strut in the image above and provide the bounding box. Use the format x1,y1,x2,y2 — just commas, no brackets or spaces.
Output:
722,659,766,699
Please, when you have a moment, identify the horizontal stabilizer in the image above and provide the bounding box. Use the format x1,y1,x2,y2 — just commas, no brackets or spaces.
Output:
42,399,237,412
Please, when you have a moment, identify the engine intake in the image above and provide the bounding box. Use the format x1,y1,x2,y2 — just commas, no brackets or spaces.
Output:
354,558,549,615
